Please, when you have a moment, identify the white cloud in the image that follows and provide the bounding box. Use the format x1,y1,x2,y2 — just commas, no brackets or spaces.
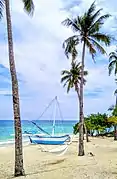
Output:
0,0,117,119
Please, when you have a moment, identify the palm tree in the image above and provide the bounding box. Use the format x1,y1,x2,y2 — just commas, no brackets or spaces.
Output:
108,89,117,140
62,37,89,142
61,61,88,99
0,0,34,176
108,49,117,76
62,1,112,156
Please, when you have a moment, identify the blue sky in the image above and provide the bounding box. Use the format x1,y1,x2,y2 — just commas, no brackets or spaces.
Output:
0,0,117,120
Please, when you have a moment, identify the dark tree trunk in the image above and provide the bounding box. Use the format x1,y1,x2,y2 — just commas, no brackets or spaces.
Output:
114,125,117,140
75,82,80,101
114,96,117,140
5,0,25,176
78,40,86,156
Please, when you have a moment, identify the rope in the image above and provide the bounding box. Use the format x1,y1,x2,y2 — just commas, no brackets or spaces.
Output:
27,97,57,135
34,96,57,121
31,121,51,136
56,97,64,121
56,97,64,133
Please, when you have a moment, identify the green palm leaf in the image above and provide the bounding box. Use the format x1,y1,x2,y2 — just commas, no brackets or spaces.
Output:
87,1,96,17
90,33,111,46
61,74,70,83
109,52,117,61
62,18,81,32
22,0,34,15
90,8,102,22
63,35,79,59
108,60,116,75
63,79,70,87
85,39,96,60
89,14,111,33
61,70,70,75
108,50,117,75
114,89,117,96
89,38,106,54
0,1,4,19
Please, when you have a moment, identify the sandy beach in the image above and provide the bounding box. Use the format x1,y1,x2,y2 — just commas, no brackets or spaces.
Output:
0,137,117,179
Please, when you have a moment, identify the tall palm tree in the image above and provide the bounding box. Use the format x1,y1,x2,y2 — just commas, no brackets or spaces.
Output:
108,49,117,76
0,0,34,176
61,61,88,99
62,1,112,156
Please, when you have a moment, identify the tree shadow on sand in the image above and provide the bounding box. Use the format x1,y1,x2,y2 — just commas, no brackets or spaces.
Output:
25,158,67,177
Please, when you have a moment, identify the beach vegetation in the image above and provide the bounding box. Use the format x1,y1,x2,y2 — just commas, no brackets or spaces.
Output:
108,103,117,140
73,113,112,137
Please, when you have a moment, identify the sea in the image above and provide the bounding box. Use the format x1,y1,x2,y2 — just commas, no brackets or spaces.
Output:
0,120,77,146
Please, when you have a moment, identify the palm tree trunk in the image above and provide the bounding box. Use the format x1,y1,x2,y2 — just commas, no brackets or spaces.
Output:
5,0,25,176
114,125,117,140
78,40,86,156
71,54,75,66
114,95,117,140
75,82,89,142
84,123,89,142
75,82,80,100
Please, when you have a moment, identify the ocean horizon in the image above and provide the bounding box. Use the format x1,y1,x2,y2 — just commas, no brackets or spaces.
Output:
0,119,77,146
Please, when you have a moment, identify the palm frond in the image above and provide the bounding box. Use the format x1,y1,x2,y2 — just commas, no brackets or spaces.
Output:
83,78,87,85
81,1,97,30
61,74,70,83
85,38,96,61
84,70,88,76
63,35,79,59
67,81,72,93
108,105,115,111
0,0,4,19
89,14,111,33
115,78,117,84
91,8,102,22
114,89,117,95
61,70,70,75
22,0,34,16
108,60,116,75
62,18,81,32
62,79,70,88
89,38,106,54
87,1,96,17
109,52,117,62
115,61,117,75
90,33,112,46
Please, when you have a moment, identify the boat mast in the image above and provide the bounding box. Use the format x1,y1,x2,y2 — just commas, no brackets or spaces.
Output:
52,96,57,136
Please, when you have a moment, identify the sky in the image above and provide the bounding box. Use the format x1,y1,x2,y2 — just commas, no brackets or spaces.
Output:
0,0,117,120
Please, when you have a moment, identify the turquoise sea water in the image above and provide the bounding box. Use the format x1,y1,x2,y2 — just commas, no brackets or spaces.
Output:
0,120,77,145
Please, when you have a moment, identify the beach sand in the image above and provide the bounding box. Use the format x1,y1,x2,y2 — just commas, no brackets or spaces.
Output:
0,137,117,179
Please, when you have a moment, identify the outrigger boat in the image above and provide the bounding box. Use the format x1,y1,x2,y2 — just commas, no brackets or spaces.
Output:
25,96,71,146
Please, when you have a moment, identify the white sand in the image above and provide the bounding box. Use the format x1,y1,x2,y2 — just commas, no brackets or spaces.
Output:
0,137,117,179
